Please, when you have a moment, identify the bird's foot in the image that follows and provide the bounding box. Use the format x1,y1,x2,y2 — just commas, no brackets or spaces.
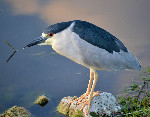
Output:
80,93,99,115
77,91,100,105
69,92,88,105
69,91,100,116
69,91,99,105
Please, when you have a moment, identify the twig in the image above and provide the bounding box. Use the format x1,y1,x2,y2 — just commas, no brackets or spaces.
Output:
4,40,17,51
4,40,18,63
137,81,147,100
6,51,17,63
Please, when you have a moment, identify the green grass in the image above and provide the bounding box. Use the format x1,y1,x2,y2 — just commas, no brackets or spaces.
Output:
74,110,84,117
116,67,150,116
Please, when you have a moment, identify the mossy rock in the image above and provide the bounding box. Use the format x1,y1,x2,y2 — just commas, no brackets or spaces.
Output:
57,96,77,115
34,95,49,106
0,106,31,117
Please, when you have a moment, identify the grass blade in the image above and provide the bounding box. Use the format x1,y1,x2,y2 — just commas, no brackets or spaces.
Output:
6,51,17,63
4,40,17,51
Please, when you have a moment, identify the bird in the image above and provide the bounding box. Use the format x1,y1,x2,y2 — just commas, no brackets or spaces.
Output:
23,20,141,116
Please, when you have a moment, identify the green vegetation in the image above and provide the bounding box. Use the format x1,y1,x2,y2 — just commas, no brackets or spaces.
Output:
4,40,17,63
89,112,99,117
0,106,31,117
117,67,150,116
34,95,49,106
75,110,84,117
4,40,17,51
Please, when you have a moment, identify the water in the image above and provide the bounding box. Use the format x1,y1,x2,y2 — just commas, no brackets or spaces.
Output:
0,1,149,116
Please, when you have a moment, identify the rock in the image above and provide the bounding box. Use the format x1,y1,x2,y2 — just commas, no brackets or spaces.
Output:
34,95,49,106
57,92,121,117
89,92,121,117
69,96,88,116
57,96,77,115
0,106,31,117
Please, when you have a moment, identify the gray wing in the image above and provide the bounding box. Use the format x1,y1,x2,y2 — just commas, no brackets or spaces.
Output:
73,20,128,53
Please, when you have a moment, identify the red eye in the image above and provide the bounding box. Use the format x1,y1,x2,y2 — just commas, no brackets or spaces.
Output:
49,33,53,36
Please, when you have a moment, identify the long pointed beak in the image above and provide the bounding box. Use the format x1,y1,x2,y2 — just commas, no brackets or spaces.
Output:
23,36,47,49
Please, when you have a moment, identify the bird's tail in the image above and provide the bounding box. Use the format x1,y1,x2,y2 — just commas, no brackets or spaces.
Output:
126,51,141,71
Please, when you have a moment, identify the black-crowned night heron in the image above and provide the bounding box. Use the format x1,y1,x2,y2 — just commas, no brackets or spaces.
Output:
23,20,141,115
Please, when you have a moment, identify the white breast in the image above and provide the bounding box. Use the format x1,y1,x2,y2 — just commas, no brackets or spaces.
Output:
52,22,84,65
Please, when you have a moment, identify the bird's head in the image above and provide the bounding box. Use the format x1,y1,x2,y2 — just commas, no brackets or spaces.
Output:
23,21,73,49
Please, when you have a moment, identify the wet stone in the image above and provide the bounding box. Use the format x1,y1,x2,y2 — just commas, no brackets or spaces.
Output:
0,106,31,117
34,95,49,106
57,96,77,115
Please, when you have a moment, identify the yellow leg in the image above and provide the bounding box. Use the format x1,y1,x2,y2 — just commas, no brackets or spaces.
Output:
87,69,94,93
69,69,99,116
69,69,94,104
76,69,94,103
80,70,98,115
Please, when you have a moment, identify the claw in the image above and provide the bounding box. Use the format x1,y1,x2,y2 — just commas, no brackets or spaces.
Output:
69,91,100,106
69,93,86,105
80,92,99,111
77,91,100,105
